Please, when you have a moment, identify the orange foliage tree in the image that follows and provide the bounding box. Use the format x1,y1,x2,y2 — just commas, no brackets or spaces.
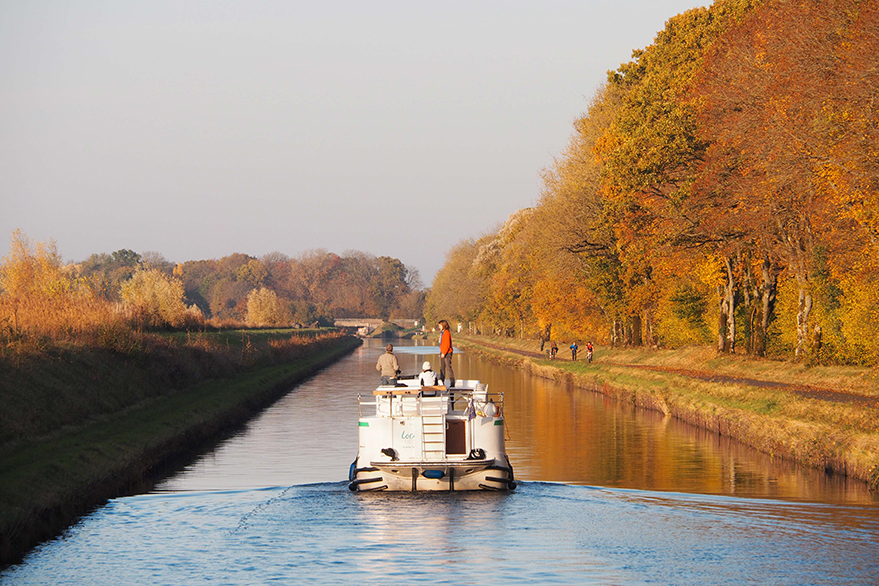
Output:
693,0,877,360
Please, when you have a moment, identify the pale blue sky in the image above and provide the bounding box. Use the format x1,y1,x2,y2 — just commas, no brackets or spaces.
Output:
1,1,709,284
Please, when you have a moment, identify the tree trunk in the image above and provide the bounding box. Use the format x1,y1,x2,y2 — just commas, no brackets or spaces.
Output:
795,283,813,358
743,258,754,354
540,323,552,349
755,255,778,356
717,283,728,352
631,314,643,347
612,319,624,347
723,256,737,353
716,256,738,354
748,303,759,355
644,310,656,347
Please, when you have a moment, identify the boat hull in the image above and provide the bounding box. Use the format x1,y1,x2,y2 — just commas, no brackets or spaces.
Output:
349,457,516,492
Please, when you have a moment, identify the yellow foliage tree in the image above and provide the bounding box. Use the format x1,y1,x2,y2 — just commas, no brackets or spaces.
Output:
0,230,115,340
120,268,198,328
245,287,290,327
837,262,879,365
425,237,489,329
0,229,68,298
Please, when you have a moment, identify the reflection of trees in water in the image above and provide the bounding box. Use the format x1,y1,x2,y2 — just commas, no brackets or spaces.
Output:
467,350,873,503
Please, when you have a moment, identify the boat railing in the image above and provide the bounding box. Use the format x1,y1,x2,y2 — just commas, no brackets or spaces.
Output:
357,387,504,419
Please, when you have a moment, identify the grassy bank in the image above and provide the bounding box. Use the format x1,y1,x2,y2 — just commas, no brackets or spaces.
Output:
456,335,879,491
0,330,360,566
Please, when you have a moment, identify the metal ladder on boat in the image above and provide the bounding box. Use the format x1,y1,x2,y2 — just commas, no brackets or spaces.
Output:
420,396,446,461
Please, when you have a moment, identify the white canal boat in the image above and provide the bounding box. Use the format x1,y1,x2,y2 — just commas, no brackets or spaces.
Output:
348,378,516,492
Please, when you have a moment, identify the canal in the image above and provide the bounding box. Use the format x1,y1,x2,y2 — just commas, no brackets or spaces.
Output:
4,339,878,584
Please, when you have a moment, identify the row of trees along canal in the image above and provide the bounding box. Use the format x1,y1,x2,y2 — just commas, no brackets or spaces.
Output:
426,0,879,366
1,230,425,336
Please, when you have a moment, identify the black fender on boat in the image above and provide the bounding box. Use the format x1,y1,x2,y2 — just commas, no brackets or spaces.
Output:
483,457,517,490
349,476,384,491
355,483,388,492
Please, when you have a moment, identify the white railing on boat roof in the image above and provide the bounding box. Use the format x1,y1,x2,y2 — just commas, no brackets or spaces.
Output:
357,385,504,419
376,378,484,391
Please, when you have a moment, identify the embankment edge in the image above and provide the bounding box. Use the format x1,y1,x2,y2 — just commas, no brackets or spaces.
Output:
457,339,879,492
0,336,361,568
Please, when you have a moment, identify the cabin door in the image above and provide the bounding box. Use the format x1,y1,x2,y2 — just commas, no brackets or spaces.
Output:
446,420,466,454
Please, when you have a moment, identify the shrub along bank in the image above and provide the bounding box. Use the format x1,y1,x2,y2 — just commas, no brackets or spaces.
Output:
456,335,879,492
0,330,360,567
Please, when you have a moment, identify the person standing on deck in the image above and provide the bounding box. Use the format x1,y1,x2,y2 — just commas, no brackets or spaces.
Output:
376,344,400,385
438,319,455,388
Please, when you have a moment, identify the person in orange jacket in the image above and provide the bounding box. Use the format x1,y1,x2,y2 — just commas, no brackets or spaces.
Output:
438,319,455,388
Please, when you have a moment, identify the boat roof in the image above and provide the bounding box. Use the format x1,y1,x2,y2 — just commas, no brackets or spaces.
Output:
373,379,484,395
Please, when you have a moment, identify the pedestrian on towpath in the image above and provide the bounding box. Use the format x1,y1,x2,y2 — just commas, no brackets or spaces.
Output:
570,341,578,361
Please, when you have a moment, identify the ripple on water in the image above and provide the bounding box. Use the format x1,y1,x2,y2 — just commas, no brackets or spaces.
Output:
4,482,879,585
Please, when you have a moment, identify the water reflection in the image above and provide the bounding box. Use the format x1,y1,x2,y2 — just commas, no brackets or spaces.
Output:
157,338,876,503
456,349,877,504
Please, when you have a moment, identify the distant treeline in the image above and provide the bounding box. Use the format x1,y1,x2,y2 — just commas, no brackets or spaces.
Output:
0,230,424,353
426,0,879,365
78,247,424,325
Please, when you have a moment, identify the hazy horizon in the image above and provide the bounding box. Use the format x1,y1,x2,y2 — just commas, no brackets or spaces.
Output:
2,1,710,285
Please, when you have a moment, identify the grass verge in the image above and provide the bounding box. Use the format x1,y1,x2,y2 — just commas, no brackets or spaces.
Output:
0,334,360,567
457,335,879,492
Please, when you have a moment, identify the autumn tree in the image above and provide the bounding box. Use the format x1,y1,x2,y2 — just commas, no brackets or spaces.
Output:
816,2,879,363
0,233,123,350
523,84,627,344
694,0,875,359
120,267,200,329
245,287,290,327
234,258,269,288
79,248,143,301
595,1,759,350
425,237,490,330
471,209,536,337
369,256,410,319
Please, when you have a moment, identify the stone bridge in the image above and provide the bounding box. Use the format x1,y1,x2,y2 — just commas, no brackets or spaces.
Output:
333,318,421,332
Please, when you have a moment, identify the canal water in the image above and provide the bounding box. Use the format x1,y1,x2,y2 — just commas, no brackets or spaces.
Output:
4,339,879,584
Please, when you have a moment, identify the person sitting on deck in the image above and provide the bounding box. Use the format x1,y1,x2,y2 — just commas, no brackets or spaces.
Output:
419,361,439,387
376,344,400,385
